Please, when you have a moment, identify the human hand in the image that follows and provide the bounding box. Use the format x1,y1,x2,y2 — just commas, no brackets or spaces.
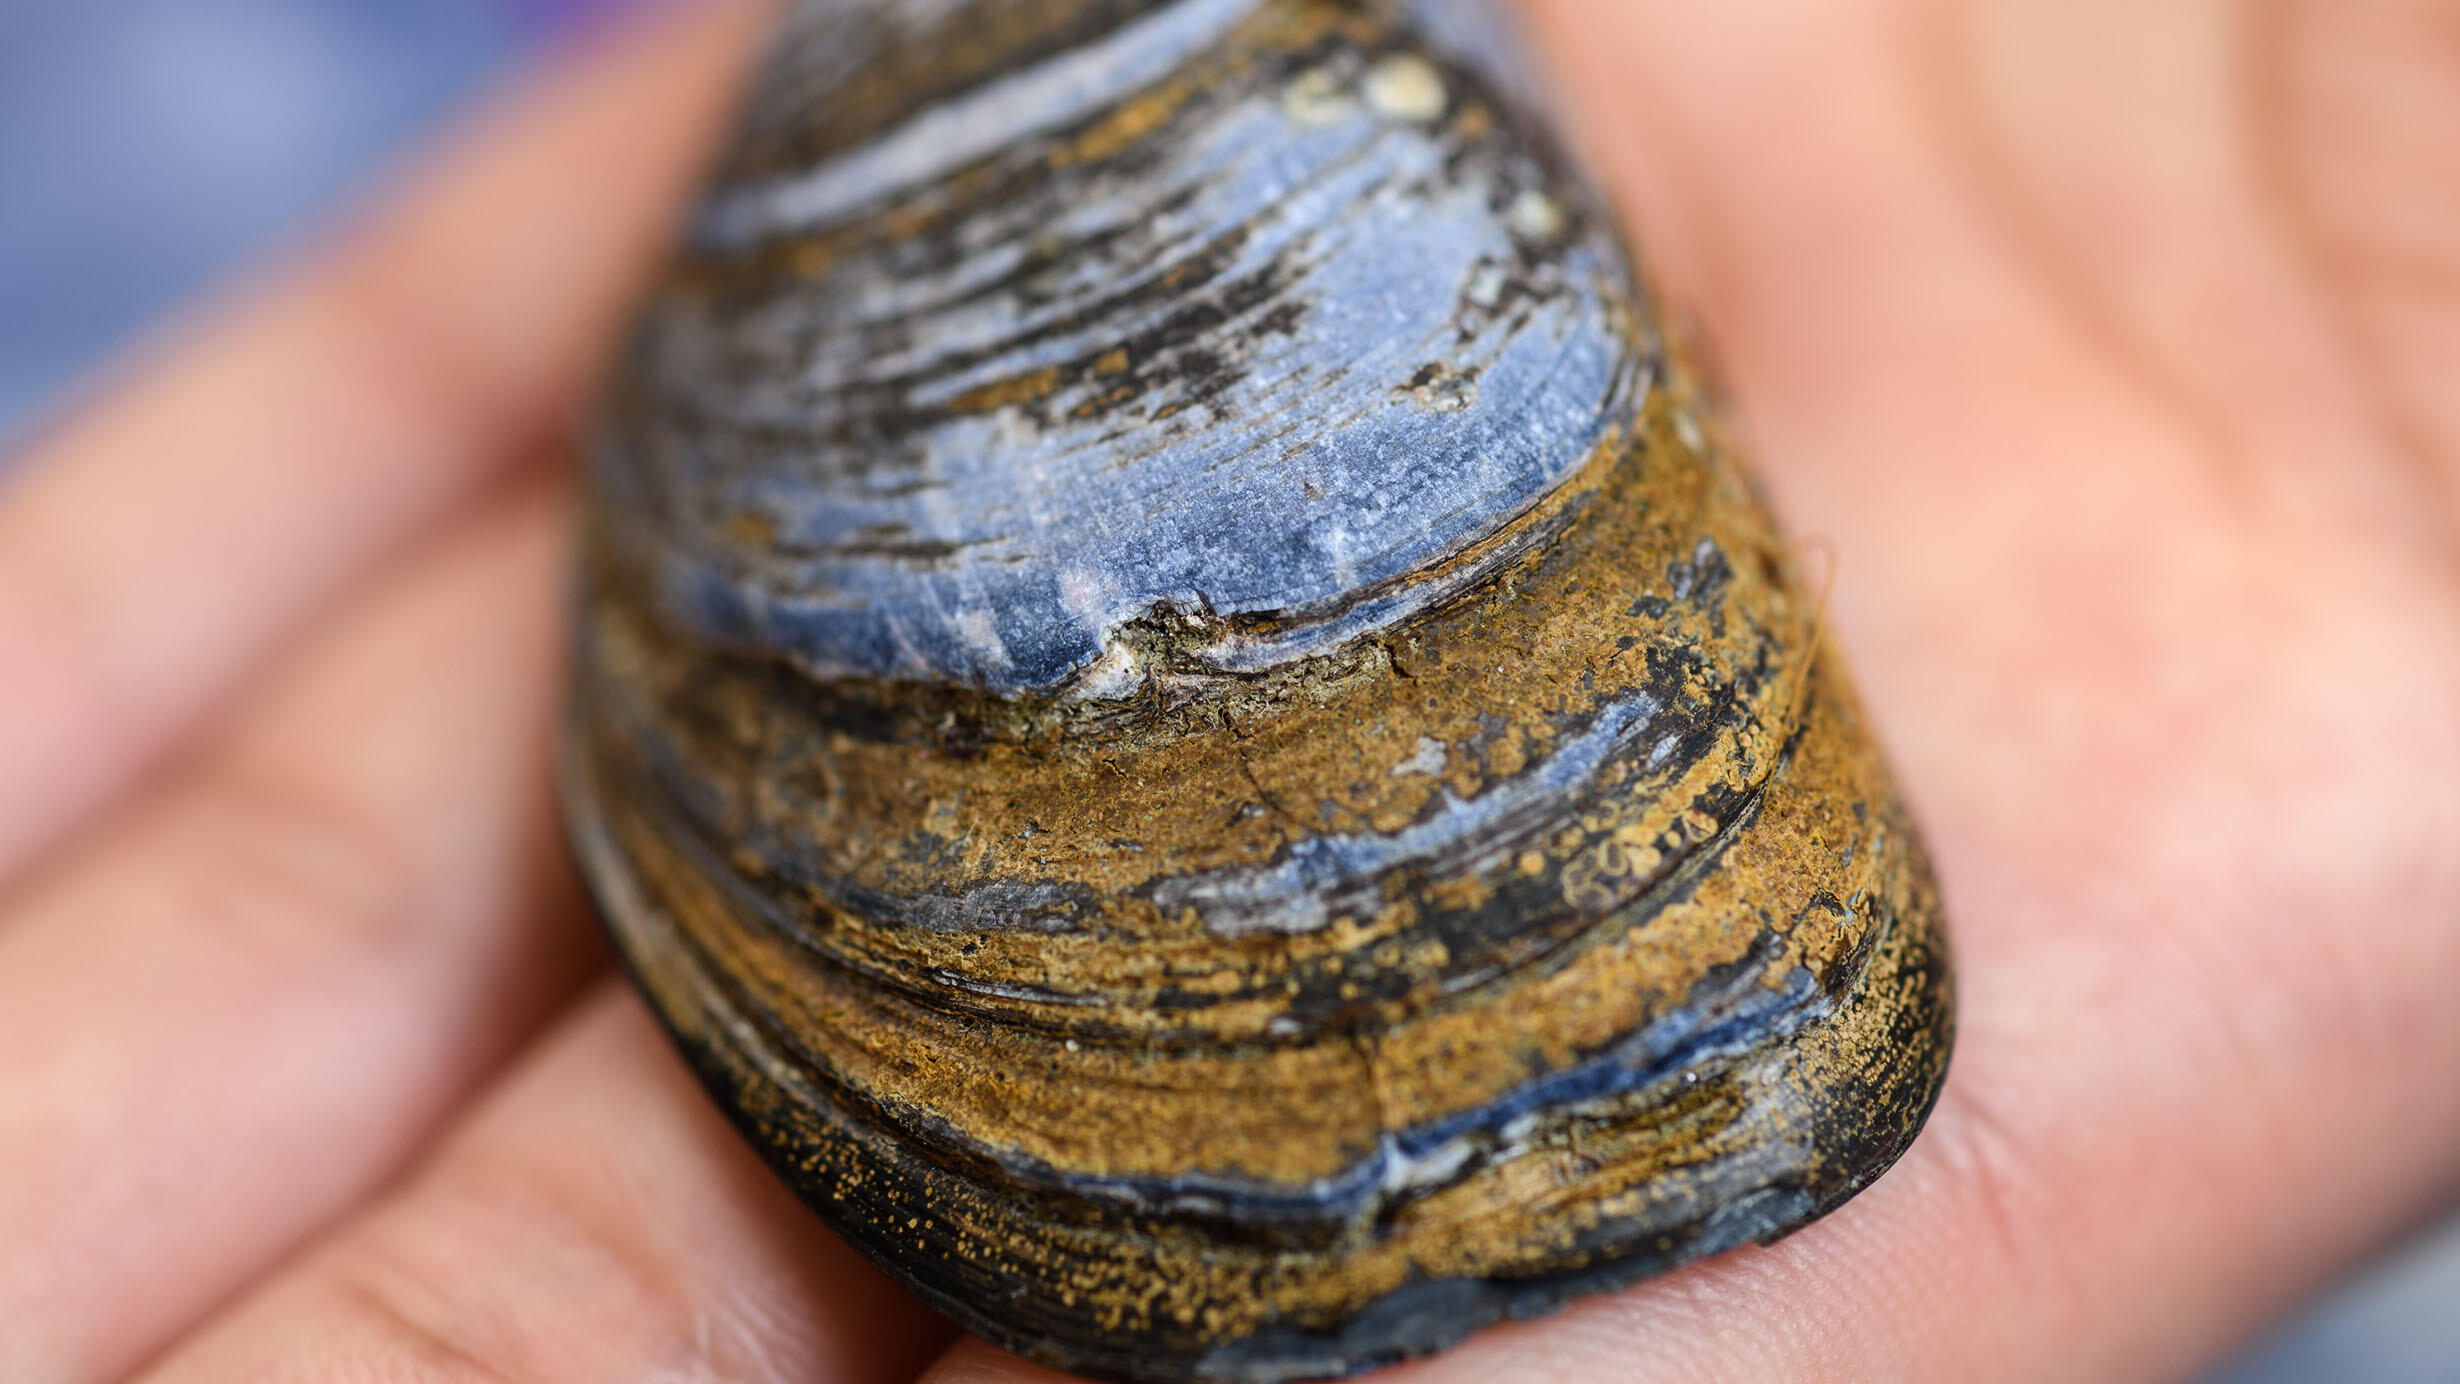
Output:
3,3,2454,1383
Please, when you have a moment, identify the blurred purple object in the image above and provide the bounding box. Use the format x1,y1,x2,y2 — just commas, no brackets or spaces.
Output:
2209,1225,2460,1384
502,0,665,41
0,0,677,450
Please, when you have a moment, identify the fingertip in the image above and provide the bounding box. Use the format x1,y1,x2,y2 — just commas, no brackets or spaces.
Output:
916,1336,1087,1384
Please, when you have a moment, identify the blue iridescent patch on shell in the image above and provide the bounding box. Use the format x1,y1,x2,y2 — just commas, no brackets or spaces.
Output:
597,0,1651,695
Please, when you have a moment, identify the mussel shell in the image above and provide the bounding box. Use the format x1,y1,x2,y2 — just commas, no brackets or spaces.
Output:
562,2,1953,1380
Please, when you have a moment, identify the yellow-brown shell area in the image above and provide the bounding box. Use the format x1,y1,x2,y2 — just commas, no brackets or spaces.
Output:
570,357,1950,1379
564,2,1953,1380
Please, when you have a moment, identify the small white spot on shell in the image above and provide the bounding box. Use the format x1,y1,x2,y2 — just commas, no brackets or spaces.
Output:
952,607,1012,670
1674,408,1707,455
1375,1134,1479,1195
1069,640,1145,702
1058,565,1115,619
1465,262,1508,309
1363,54,1447,123
1390,736,1448,777
1507,187,1566,243
1409,367,1477,414
1282,66,1354,124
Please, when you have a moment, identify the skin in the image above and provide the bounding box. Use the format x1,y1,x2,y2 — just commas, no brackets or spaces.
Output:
0,0,2455,1381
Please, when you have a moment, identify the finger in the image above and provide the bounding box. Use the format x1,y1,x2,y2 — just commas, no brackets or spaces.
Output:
2269,0,2460,516
1950,0,2460,529
136,987,954,1384
0,479,599,1384
0,0,771,884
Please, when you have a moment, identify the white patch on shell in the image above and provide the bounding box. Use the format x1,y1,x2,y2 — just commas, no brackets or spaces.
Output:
1282,66,1355,125
1409,367,1477,414
1362,54,1447,123
1506,187,1566,243
1057,564,1116,622
1466,262,1508,309
1373,1134,1480,1198
1070,641,1146,702
1053,565,1147,700
1391,736,1448,778
1674,407,1707,456
952,608,1012,672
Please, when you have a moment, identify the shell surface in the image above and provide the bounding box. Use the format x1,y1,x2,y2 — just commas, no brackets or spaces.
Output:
563,2,1955,1380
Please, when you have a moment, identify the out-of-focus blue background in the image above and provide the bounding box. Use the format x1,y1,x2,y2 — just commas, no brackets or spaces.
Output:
0,0,606,438
0,4,2453,1379
2215,1227,2460,1384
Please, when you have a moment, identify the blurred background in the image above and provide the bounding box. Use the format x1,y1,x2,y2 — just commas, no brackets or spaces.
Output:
0,4,2453,1380
0,0,603,436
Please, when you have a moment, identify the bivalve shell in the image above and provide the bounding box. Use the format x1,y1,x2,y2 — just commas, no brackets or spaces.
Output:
561,1,1955,1379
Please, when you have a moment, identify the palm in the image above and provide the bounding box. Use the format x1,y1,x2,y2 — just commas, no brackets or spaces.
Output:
2,3,2454,1383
